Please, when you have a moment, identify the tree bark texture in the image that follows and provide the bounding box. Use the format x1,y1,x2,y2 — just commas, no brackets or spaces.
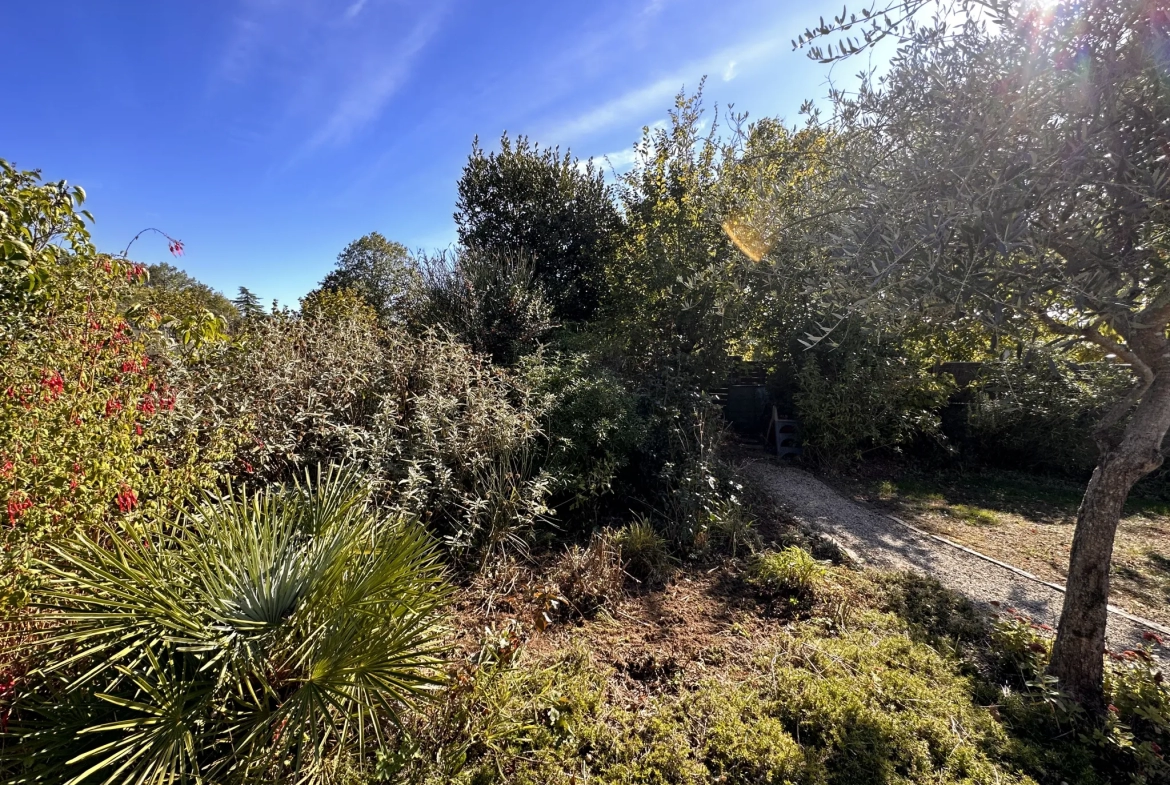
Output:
1048,370,1170,711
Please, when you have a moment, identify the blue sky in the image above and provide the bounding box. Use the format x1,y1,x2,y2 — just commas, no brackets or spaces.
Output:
6,0,871,306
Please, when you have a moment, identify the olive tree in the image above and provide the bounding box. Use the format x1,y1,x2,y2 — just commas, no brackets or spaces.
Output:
789,0,1170,709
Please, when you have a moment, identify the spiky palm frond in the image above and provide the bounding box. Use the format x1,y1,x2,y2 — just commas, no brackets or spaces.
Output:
6,465,450,785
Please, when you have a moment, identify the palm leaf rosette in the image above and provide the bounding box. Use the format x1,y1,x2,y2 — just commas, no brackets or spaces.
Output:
3,465,450,784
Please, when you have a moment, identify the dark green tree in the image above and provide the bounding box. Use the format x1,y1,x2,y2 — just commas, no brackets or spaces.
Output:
315,232,418,324
232,286,265,320
415,246,553,366
455,134,622,322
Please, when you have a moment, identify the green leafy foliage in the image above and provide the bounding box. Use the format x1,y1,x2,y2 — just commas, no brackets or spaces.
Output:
603,85,745,381
6,466,450,785
968,355,1133,478
0,161,237,604
455,134,622,322
415,247,553,366
187,303,549,561
312,233,420,325
616,517,674,587
985,608,1170,785
523,352,644,516
791,325,952,466
747,546,827,600
140,262,239,327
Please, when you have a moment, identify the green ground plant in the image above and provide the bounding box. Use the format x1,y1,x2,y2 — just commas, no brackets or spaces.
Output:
747,546,827,605
4,466,450,785
616,516,675,587
376,564,1170,785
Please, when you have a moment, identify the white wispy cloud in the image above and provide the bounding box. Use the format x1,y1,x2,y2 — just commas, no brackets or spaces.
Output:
545,77,684,142
723,60,738,81
540,31,787,144
216,13,264,85
602,148,639,168
305,8,446,149
210,0,448,159
575,146,641,176
342,0,370,21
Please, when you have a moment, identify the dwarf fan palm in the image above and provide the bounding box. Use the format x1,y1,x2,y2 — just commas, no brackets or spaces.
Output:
4,466,450,784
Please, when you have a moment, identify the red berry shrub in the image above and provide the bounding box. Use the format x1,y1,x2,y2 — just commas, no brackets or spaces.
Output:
0,162,237,603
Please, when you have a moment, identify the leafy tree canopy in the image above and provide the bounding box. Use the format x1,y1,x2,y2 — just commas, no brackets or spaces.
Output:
455,134,622,322
142,262,237,325
315,232,419,325
781,0,1170,709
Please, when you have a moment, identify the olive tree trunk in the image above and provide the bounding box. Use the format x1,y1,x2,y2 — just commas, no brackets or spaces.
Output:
1048,370,1170,711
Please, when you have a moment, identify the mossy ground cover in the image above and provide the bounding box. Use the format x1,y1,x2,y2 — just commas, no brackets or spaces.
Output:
377,521,1169,785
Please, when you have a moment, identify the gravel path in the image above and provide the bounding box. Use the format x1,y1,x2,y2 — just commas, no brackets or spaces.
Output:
744,460,1169,662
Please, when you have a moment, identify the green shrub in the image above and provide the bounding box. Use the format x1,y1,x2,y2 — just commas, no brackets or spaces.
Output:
791,324,952,467
414,247,553,366
629,386,730,550
5,466,450,785
522,352,644,517
747,546,827,599
707,496,758,558
967,354,1131,478
986,610,1170,785
616,517,675,587
186,310,549,561
0,161,237,604
186,304,392,481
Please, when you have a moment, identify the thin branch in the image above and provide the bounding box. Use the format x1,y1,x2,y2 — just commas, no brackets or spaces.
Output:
1082,322,1154,386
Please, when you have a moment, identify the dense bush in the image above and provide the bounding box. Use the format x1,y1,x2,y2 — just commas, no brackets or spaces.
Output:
414,246,553,366
455,134,622,322
603,87,745,381
627,386,737,550
4,467,450,784
188,296,549,560
189,293,391,481
967,355,1131,478
791,326,952,467
0,162,237,604
523,352,644,517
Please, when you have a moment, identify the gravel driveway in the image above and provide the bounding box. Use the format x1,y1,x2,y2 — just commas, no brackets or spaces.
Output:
744,460,1169,662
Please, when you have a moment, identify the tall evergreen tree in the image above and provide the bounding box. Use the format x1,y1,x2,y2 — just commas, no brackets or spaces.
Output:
232,286,265,320
455,134,622,322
